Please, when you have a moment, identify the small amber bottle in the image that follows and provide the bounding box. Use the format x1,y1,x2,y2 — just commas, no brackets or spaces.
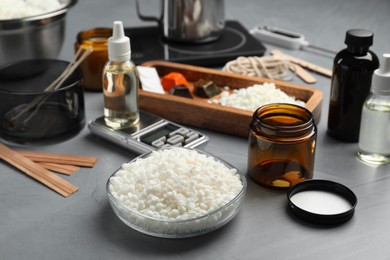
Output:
75,28,112,91
247,104,317,189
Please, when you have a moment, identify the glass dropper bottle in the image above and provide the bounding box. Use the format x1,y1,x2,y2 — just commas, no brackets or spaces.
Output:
103,21,140,129
357,53,390,165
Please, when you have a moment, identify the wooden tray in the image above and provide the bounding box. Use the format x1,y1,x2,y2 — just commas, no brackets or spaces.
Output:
139,61,323,137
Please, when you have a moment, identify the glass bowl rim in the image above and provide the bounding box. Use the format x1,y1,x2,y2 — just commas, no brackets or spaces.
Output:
0,0,77,23
106,147,247,224
0,59,82,96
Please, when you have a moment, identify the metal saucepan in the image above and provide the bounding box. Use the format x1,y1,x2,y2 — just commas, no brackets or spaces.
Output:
0,0,77,68
135,0,225,43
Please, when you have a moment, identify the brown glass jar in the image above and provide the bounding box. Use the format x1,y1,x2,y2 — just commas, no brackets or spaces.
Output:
75,28,112,91
247,104,317,189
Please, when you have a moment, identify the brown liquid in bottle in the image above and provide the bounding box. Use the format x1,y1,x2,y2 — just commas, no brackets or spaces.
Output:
247,104,317,189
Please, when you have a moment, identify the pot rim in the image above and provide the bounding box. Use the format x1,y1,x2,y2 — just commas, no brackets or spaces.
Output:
0,0,77,26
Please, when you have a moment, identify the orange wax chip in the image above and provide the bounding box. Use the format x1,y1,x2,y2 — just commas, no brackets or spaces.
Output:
283,171,305,185
160,72,189,91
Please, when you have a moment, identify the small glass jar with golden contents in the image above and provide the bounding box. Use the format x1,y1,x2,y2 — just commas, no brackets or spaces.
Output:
75,28,112,91
247,103,317,189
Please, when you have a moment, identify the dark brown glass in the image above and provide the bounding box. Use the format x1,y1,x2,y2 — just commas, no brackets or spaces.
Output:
75,28,112,91
327,29,379,142
247,104,317,189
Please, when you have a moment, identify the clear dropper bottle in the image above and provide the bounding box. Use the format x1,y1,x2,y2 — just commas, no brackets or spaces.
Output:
103,21,139,129
357,54,390,165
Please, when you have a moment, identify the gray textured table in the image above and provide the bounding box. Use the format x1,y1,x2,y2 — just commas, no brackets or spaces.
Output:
1,0,390,259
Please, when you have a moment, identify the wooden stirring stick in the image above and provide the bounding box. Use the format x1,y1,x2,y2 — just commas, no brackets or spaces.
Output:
290,63,317,84
17,150,97,167
0,144,78,197
38,162,80,176
271,50,332,78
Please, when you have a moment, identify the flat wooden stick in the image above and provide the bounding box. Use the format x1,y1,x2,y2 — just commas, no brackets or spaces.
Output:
17,150,97,167
290,63,317,84
271,50,332,78
38,162,80,176
42,163,80,172
0,144,78,197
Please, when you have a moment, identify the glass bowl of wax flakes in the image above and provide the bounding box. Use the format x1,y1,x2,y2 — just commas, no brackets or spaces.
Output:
107,147,247,238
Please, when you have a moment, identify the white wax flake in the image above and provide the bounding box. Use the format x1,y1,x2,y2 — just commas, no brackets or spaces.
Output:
215,82,305,111
109,148,243,221
0,0,66,19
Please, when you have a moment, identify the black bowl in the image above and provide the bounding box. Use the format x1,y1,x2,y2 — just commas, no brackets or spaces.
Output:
0,59,85,145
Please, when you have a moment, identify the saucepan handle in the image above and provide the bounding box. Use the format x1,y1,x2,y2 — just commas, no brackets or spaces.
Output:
135,0,163,24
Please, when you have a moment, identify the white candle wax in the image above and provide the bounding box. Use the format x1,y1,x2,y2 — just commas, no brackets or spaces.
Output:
290,190,352,215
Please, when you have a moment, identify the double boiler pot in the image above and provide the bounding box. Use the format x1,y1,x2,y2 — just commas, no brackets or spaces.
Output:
135,0,225,43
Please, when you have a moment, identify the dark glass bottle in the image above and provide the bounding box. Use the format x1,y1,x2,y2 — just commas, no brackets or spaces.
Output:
327,29,379,142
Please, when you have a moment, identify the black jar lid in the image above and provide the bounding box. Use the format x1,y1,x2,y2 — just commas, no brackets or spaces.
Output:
345,29,373,47
287,180,357,225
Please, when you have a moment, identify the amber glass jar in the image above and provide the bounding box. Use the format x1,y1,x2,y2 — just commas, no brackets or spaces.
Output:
75,28,112,91
247,104,317,190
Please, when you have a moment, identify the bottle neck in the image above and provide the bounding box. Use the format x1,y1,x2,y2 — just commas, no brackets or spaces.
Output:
347,45,369,55
107,60,130,65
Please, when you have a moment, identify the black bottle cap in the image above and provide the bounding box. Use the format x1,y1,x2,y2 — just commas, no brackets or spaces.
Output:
287,180,357,225
345,29,374,47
